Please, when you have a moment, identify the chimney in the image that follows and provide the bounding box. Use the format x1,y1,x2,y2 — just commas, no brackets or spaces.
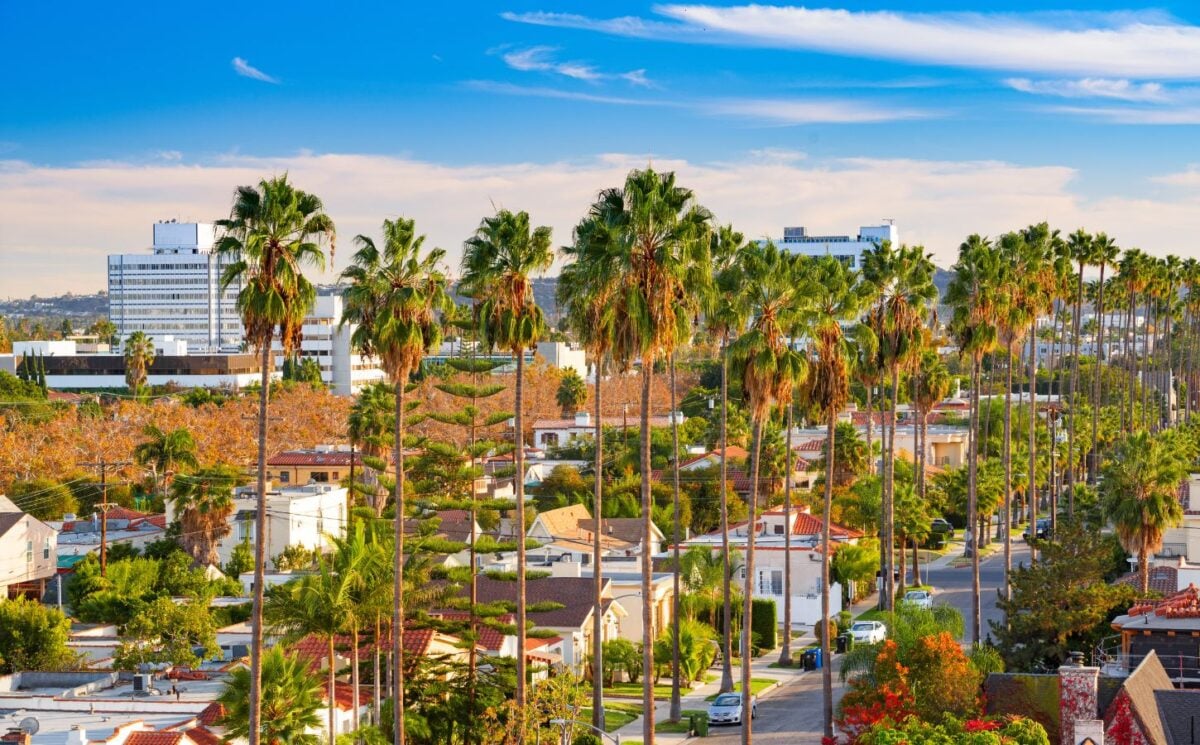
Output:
575,411,591,427
1059,652,1100,745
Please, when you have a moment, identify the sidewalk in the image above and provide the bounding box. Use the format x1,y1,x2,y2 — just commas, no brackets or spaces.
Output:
612,622,835,743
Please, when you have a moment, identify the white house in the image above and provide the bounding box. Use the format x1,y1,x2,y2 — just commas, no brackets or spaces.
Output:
527,504,666,565
531,411,679,449
0,494,57,598
166,483,348,570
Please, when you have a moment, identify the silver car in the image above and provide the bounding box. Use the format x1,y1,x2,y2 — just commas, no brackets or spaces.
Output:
849,620,887,644
903,589,933,609
708,692,757,725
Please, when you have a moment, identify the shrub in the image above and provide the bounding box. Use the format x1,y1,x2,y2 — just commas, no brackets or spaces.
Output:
813,618,840,645
751,598,777,652
837,610,853,632
572,735,602,745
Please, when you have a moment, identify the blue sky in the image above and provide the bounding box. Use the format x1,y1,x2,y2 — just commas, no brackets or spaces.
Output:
3,2,1200,295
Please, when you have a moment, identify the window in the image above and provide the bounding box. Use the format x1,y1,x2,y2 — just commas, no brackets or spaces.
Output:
773,524,785,535
26,540,33,564
43,540,51,560
279,471,290,483
312,472,329,483
331,472,339,480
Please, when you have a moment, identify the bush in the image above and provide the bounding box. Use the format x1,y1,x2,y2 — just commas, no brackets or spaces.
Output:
813,618,839,645
572,735,602,745
751,598,777,652
837,611,853,632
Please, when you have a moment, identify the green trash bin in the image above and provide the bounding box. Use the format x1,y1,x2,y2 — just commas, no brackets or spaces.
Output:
693,712,709,737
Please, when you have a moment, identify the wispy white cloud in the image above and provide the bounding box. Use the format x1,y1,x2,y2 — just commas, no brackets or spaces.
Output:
499,45,653,86
1152,166,1200,188
1047,105,1200,124
231,57,279,84
469,80,930,124
1005,77,1167,102
504,7,1200,79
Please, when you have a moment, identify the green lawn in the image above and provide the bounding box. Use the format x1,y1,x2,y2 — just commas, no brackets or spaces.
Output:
580,702,642,732
655,709,708,734
603,681,678,699
703,678,775,701
854,608,888,622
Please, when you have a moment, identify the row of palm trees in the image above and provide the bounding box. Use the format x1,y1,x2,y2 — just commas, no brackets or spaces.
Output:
213,171,1198,744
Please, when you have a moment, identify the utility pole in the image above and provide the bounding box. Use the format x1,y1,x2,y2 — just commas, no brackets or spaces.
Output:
79,456,131,577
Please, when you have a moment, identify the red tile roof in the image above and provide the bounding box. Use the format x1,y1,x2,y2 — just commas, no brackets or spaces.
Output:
1128,584,1200,618
796,439,826,452
181,728,222,745
146,514,168,529
268,450,364,467
431,611,511,651
105,506,150,521
196,702,226,727
327,681,373,711
125,734,184,745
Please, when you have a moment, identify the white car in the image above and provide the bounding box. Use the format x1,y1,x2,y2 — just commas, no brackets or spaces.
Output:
849,620,887,644
708,692,756,725
903,589,933,609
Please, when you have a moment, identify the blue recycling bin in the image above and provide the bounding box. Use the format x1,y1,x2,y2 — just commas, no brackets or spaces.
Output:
812,647,823,669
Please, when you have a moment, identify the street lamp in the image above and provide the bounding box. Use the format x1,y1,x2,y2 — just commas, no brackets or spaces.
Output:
548,718,620,745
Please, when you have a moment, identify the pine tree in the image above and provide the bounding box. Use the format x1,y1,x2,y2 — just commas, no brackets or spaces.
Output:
36,352,47,392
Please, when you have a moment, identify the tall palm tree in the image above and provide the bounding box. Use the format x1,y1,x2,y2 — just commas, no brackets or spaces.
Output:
168,464,241,566
946,234,1002,643
219,646,323,745
265,557,353,745
1102,429,1194,594
861,242,937,612
1065,229,1094,504
797,254,861,739
910,351,951,506
123,331,156,393
731,242,807,745
703,225,749,694
1090,234,1120,483
330,520,389,735
558,209,620,730
460,208,552,725
582,168,711,743
341,216,448,745
133,425,199,499
215,175,334,744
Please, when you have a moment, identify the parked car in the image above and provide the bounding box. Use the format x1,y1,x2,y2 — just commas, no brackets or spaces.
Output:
930,518,954,537
1023,518,1051,542
848,620,887,644
708,692,756,725
903,589,933,609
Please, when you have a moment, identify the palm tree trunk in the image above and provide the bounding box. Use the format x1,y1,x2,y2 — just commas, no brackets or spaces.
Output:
374,615,382,727
591,357,605,732
968,355,981,644
639,360,656,745
1028,323,1039,564
328,637,337,745
865,384,874,476
1141,295,1150,430
780,402,794,667
1068,267,1084,501
742,416,764,745
351,623,361,735
1139,546,1149,595
912,538,920,586
883,369,901,612
393,377,407,745
1003,343,1014,603
1091,266,1107,485
719,342,735,693
514,351,528,724
669,354,683,723
820,411,835,740
249,339,272,745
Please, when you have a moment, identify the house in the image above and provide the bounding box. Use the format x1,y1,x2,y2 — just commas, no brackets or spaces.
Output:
680,508,859,624
531,411,678,449
165,483,348,570
527,504,665,564
266,446,365,486
1107,584,1200,683
0,494,57,598
468,575,626,668
1158,473,1200,562
52,509,167,563
986,651,1200,745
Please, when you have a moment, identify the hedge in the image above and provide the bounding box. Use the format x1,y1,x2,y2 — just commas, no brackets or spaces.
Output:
751,598,777,651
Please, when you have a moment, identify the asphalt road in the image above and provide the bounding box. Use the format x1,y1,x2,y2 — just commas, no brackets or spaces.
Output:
702,538,1030,743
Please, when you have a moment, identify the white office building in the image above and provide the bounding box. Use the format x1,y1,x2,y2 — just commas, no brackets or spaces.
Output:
108,221,243,350
275,290,386,395
767,223,899,268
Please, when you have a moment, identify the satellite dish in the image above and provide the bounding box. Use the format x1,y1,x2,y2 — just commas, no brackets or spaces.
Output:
19,717,40,735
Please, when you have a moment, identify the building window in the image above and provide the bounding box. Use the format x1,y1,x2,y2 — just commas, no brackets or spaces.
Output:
331,472,339,480
279,471,290,484
43,540,51,560
773,524,784,535
313,472,329,483
26,540,33,564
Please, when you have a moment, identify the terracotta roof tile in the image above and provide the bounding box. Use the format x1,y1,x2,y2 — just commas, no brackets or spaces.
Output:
430,612,511,651
1128,583,1200,618
180,728,222,745
125,734,184,745
268,450,364,467
196,703,226,727
1117,566,1178,596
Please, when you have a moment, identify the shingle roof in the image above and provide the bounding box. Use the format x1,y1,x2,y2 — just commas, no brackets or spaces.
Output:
1116,566,1178,595
1112,650,1174,745
1154,689,1200,745
533,504,593,541
469,575,608,629
0,512,22,538
579,517,650,546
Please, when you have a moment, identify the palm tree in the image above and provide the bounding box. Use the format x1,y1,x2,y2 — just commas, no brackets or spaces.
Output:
581,168,711,743
330,520,389,735
123,331,156,393
554,369,588,416
1102,429,1194,594
731,242,807,745
910,350,950,506
265,557,353,745
460,208,552,724
168,464,241,565
341,216,448,745
1064,229,1093,501
215,175,334,744
133,424,199,499
219,646,323,745
558,208,620,731
1089,234,1120,483
861,242,937,612
946,234,1002,643
796,254,861,739
703,224,749,694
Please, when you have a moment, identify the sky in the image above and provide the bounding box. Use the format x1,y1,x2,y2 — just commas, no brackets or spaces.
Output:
3,1,1200,296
